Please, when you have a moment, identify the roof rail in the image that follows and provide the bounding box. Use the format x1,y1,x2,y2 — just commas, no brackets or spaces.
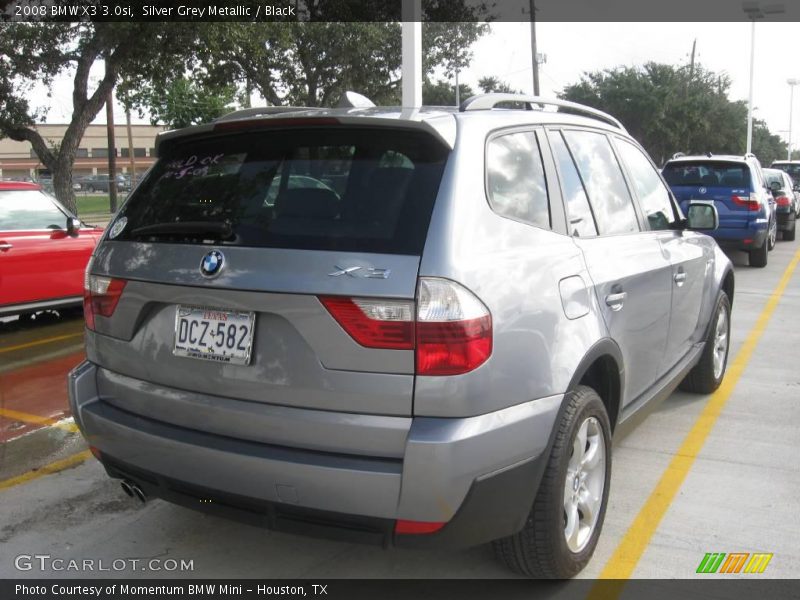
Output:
214,106,324,123
672,152,686,159
459,93,625,131
744,152,757,159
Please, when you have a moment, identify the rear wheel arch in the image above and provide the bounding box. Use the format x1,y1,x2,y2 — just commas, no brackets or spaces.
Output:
721,268,734,308
566,340,623,434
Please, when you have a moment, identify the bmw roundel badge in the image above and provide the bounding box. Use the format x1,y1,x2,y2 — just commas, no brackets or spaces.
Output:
200,250,225,278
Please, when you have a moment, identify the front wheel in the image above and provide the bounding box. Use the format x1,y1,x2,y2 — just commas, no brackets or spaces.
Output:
680,291,731,394
492,385,612,578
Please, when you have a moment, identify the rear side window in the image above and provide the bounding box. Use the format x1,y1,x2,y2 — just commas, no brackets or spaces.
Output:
563,130,639,235
662,161,752,190
615,138,677,231
114,128,449,255
0,190,67,230
486,131,550,229
549,131,597,237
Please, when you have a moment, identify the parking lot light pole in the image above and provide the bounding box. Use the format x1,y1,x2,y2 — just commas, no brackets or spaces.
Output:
742,2,785,154
401,0,422,108
787,78,799,160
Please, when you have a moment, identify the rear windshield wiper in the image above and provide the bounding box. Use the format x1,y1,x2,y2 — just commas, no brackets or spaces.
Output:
130,221,233,239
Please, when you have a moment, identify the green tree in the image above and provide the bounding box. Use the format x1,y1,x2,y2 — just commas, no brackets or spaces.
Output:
0,19,202,213
478,76,523,94
122,77,236,130
752,119,787,165
560,62,785,166
423,79,475,106
204,18,489,108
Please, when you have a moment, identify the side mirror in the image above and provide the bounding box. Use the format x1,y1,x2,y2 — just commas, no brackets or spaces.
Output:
793,183,800,192
686,202,718,231
66,217,81,235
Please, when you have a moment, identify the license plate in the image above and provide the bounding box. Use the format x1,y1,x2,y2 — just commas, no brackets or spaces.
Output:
174,305,255,365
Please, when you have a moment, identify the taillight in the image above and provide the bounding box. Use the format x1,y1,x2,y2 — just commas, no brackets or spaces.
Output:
776,195,791,207
84,273,127,330
731,194,760,211
318,296,414,350
415,278,492,376
318,278,493,376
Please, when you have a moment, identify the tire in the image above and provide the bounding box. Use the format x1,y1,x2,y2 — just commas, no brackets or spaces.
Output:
768,219,777,250
784,218,796,242
679,291,731,394
492,385,612,578
87,185,95,193
749,239,768,268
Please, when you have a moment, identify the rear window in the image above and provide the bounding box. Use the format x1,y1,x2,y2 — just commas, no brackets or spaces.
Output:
662,161,751,190
114,128,449,255
763,170,785,188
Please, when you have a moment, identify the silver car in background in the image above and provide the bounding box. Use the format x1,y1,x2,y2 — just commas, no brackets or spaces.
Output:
69,94,734,578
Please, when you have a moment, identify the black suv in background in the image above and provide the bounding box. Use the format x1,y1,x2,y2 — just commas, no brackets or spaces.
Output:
77,174,131,193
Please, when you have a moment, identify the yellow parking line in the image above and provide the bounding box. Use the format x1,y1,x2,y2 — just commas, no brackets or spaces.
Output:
0,450,92,492
0,332,83,354
591,247,800,589
0,407,78,433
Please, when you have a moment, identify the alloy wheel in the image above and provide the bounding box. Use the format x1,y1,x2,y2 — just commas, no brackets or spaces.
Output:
713,304,729,380
563,416,606,553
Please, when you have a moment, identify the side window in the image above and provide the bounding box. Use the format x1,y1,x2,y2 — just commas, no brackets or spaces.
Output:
615,138,677,231
0,191,67,230
563,130,640,235
549,131,597,237
486,131,550,229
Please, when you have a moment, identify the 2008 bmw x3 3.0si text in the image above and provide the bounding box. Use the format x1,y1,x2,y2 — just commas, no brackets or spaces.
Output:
69,94,734,578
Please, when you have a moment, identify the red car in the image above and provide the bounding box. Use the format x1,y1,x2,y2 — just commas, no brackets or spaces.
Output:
0,181,102,316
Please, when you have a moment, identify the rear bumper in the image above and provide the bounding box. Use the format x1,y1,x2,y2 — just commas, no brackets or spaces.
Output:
68,361,562,547
713,225,768,251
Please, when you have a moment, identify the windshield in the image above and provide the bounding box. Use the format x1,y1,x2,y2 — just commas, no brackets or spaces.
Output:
662,161,751,189
113,128,449,255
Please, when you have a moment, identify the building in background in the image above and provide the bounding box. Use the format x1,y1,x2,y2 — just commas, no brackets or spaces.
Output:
0,123,166,181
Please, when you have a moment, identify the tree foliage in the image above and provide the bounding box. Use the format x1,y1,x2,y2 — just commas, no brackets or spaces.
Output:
560,62,787,166
478,76,523,94
121,77,236,130
0,19,202,212
423,79,475,106
202,19,488,108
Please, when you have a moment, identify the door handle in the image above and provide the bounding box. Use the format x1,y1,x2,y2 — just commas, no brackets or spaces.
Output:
0,242,12,251
674,271,687,286
605,292,627,311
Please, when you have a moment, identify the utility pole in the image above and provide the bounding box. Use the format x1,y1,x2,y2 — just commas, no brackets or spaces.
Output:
787,79,798,160
529,0,539,95
125,107,136,183
105,88,118,213
688,38,696,81
455,67,460,107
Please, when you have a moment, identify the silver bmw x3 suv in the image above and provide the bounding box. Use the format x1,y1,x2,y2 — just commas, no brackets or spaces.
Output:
69,94,734,578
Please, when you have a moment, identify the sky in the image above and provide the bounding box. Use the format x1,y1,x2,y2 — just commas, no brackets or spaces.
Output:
38,21,800,152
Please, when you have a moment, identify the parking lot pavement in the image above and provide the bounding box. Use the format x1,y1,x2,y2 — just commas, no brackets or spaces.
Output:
0,243,798,579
